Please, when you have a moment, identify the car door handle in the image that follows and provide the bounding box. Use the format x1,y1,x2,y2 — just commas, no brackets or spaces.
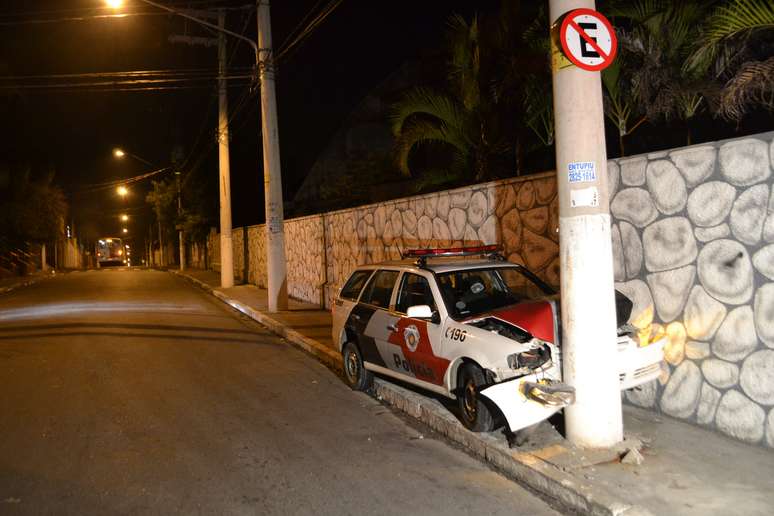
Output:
387,324,398,332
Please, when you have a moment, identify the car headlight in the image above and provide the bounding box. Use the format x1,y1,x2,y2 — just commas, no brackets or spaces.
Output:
507,345,551,370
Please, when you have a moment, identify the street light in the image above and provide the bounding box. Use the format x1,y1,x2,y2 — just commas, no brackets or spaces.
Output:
122,228,128,234
105,0,124,9
113,147,155,167
117,185,128,197
121,214,129,222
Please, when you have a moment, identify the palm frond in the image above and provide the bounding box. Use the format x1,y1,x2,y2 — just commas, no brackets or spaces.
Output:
446,14,481,111
718,56,774,120
392,118,469,178
686,0,774,74
389,88,465,137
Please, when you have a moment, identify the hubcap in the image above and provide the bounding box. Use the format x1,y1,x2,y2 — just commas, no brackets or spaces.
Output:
463,380,477,420
346,350,359,381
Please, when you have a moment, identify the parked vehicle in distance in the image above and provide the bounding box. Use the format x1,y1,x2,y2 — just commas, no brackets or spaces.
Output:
331,245,665,433
95,237,127,267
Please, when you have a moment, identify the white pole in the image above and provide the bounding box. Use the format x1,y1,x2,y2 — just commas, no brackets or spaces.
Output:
218,10,235,288
177,172,186,271
257,0,288,311
40,243,47,272
548,0,622,447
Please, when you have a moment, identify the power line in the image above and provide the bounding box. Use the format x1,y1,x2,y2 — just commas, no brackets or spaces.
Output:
274,0,345,63
0,75,253,91
0,67,251,81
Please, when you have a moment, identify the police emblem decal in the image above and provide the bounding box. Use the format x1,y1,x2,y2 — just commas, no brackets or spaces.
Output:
403,325,420,352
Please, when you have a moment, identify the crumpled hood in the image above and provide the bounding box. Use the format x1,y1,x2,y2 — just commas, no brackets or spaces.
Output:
485,301,556,343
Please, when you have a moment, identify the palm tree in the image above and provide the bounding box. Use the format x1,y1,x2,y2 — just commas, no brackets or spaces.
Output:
390,14,511,182
685,0,774,121
611,1,711,144
602,58,647,156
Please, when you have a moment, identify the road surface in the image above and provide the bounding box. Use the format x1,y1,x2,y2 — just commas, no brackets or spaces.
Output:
0,268,562,515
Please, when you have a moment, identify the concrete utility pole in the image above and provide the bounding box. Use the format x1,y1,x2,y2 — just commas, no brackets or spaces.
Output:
176,170,186,271
217,10,235,288
548,0,622,447
158,218,165,266
257,0,288,311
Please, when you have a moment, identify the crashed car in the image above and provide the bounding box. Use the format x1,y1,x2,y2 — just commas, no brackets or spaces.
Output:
331,245,665,433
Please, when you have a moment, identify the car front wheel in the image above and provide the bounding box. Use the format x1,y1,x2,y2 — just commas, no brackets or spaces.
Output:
342,341,373,391
458,363,494,432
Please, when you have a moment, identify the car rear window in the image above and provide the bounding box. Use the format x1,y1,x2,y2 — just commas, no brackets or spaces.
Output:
340,270,374,301
359,270,399,308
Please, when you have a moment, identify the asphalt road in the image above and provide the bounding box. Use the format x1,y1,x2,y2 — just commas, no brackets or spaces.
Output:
0,269,561,515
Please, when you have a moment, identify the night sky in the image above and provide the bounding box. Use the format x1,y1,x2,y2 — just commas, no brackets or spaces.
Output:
1,0,490,242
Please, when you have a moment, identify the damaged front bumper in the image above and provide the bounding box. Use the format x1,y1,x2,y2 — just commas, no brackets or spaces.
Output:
480,373,575,433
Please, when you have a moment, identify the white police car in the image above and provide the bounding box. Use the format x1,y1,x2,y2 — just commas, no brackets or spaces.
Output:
331,245,665,433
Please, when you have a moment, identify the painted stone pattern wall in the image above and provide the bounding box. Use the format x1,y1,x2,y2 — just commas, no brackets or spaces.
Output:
321,172,561,303
609,132,774,448
206,172,562,308
200,131,773,448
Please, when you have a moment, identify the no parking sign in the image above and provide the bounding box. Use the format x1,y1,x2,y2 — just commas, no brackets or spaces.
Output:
559,8,617,72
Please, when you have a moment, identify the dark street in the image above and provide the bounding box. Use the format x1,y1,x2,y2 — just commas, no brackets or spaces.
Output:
0,269,559,515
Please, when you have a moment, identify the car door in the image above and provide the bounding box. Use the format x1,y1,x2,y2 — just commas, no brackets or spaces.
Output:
348,269,401,370
332,269,375,351
389,271,450,386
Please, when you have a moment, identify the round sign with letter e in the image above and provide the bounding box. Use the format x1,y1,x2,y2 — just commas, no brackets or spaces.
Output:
559,8,617,71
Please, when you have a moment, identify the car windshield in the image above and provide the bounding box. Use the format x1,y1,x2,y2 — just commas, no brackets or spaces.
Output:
436,266,555,320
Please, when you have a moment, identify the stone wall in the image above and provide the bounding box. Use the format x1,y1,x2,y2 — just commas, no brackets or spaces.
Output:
609,132,774,448
321,172,560,304
199,130,774,448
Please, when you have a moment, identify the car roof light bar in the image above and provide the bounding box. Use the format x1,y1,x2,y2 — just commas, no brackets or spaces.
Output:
402,245,504,265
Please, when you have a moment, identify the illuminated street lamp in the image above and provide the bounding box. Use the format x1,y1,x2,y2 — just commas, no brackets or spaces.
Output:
113,147,155,167
121,214,129,222
105,0,124,9
117,185,128,197
122,228,128,234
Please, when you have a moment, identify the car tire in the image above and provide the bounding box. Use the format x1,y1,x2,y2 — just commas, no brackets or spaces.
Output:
342,341,373,391
458,363,494,432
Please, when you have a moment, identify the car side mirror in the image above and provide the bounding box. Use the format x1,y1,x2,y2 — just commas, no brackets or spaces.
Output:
407,304,433,319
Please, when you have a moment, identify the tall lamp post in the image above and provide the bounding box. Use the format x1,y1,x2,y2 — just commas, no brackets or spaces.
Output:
124,0,289,309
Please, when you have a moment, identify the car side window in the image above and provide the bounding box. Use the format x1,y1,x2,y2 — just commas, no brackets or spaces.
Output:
395,273,437,314
359,270,399,308
340,270,374,301
497,267,554,300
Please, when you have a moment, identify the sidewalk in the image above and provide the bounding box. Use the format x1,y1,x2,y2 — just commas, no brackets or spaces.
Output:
0,270,55,294
174,268,774,516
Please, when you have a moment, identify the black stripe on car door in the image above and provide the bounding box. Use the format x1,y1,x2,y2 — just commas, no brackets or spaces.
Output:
346,304,387,367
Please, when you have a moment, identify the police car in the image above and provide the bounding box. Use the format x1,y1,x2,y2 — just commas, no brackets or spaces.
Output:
331,245,665,433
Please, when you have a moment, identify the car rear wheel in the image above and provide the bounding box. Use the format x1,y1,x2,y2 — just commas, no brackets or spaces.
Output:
342,341,373,391
458,363,494,432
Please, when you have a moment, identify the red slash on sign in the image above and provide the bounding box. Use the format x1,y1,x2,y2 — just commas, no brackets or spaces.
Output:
559,8,617,72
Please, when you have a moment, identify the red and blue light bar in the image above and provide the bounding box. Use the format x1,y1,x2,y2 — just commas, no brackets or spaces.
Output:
402,244,502,258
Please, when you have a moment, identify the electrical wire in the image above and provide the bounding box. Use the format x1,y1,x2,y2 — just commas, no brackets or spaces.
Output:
0,67,251,81
0,75,253,91
75,166,173,194
274,0,345,63
179,6,256,180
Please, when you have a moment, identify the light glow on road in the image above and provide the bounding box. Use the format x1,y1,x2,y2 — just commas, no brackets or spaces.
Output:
0,302,205,323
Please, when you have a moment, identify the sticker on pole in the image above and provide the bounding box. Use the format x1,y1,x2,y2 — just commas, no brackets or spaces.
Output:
568,161,596,183
559,8,617,71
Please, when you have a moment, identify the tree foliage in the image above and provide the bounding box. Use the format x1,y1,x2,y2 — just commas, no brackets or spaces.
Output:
0,164,67,245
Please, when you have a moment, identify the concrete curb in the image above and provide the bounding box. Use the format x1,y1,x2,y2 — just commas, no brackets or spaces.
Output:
0,272,57,295
172,270,648,516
